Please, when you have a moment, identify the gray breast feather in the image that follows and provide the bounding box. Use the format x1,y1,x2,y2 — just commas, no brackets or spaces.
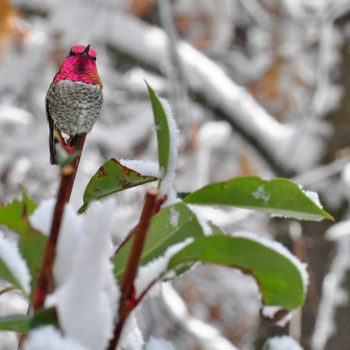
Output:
47,80,103,136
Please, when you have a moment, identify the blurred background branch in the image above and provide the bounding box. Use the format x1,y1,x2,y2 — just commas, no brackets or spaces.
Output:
1,0,350,349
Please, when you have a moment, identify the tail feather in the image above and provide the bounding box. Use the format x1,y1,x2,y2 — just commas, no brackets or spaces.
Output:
48,115,57,164
46,92,57,165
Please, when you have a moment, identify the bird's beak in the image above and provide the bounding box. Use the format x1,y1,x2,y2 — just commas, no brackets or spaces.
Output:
82,44,91,56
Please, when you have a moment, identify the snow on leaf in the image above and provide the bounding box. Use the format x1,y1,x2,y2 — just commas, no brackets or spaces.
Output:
169,206,179,228
158,97,179,196
303,190,322,209
134,238,194,297
252,185,270,203
120,159,159,177
161,188,181,207
47,200,118,350
0,231,31,295
169,235,306,310
79,158,157,213
187,205,213,236
24,326,89,350
113,203,204,281
184,176,333,221
146,82,179,196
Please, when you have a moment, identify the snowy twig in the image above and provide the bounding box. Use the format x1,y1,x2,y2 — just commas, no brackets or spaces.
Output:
108,188,159,350
157,0,190,136
107,14,322,174
161,283,239,350
0,286,15,295
293,156,350,187
17,304,31,350
33,135,86,311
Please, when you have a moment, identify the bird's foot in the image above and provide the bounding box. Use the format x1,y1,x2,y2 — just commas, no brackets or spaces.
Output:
55,130,75,154
63,141,75,154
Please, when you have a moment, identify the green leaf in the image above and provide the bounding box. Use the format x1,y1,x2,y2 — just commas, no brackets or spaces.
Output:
0,259,25,294
184,176,333,221
145,81,170,183
19,227,46,299
0,314,31,333
56,148,80,169
79,159,157,213
0,191,45,296
0,190,37,235
29,307,58,330
169,236,305,310
112,202,204,280
0,308,58,334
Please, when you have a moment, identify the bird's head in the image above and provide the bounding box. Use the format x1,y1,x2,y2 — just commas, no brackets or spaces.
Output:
53,45,102,86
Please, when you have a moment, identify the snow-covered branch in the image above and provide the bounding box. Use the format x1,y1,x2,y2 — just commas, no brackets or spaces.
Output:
161,283,239,350
107,13,324,174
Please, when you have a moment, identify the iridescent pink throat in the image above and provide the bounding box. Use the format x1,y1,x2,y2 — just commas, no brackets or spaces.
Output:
53,55,102,86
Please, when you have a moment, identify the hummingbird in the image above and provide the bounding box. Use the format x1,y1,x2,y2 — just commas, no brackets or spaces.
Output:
46,44,103,164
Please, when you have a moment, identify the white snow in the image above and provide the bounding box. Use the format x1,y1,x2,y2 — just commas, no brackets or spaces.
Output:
161,283,238,350
145,337,175,350
30,199,85,286
265,335,303,350
108,13,325,171
187,205,213,236
119,313,144,350
0,231,31,295
326,220,350,240
120,159,159,177
169,206,180,227
261,305,283,319
303,189,323,209
196,121,232,188
161,188,181,207
0,331,17,350
29,198,56,236
134,238,194,297
158,98,179,196
42,199,118,350
0,105,32,126
24,326,89,350
232,232,309,293
312,224,350,350
252,185,270,203
261,305,293,327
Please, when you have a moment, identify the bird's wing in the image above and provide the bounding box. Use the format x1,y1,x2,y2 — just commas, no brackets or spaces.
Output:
45,92,57,165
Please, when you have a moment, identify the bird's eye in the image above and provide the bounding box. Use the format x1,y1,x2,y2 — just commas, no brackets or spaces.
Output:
68,51,74,56
92,57,96,61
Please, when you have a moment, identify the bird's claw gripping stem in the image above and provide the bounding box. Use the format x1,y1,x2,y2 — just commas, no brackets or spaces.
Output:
55,129,75,153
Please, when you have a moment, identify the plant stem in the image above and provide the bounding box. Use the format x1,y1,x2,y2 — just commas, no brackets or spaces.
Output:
33,134,86,311
108,188,159,350
17,304,31,350
0,286,14,296
114,195,165,256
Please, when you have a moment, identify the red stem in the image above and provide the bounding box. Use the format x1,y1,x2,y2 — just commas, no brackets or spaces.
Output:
33,134,86,311
107,188,159,350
